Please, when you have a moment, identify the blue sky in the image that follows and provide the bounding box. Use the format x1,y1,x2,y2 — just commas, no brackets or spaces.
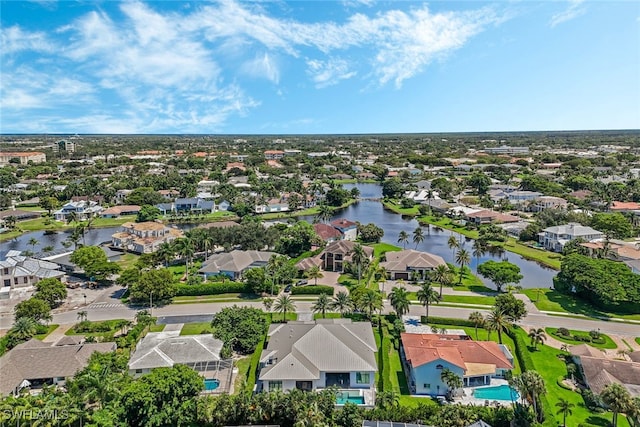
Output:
1,1,639,134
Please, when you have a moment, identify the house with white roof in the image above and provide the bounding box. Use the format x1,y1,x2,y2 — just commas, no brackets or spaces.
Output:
1,250,65,291
539,223,604,252
258,319,377,405
53,200,103,222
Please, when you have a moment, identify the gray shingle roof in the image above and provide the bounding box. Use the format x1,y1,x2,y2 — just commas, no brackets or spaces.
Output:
199,250,277,274
128,331,223,370
259,320,377,382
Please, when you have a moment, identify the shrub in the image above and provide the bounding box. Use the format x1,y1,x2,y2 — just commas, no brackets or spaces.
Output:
420,316,475,327
557,327,570,337
174,281,251,296
290,285,334,295
557,376,573,390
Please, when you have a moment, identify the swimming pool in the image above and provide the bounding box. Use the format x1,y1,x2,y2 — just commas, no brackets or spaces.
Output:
473,385,519,401
335,391,365,405
204,378,220,391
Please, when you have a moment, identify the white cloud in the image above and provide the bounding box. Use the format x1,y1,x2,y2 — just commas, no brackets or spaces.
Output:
241,52,280,83
1,25,54,55
307,58,356,88
550,0,586,27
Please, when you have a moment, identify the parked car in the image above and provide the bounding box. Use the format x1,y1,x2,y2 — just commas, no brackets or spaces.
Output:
296,279,308,286
284,284,292,293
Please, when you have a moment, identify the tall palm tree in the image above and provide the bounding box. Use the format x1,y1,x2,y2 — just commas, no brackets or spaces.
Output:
203,234,215,261
528,327,547,350
360,289,383,320
485,307,512,344
472,240,486,272
468,311,484,340
512,370,546,422
305,265,323,285
432,264,453,297
273,294,296,322
351,243,367,286
397,230,410,249
77,310,88,322
66,211,78,225
416,282,440,323
330,291,353,316
447,234,460,261
312,293,331,319
315,204,334,223
601,383,633,427
412,227,424,249
555,398,575,427
440,368,463,398
11,316,37,340
389,287,410,317
156,242,175,267
375,390,400,411
455,248,471,284
175,237,195,279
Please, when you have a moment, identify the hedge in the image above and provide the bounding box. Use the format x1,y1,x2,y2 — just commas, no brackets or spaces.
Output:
420,316,475,327
291,285,334,295
243,314,270,394
174,281,251,296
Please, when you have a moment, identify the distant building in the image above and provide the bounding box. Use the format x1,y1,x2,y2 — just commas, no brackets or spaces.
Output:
199,250,277,280
330,218,358,241
539,223,604,252
1,250,65,291
0,152,46,166
264,150,285,160
111,222,183,254
156,198,216,215
54,200,103,222
100,205,141,218
483,146,529,155
55,140,76,153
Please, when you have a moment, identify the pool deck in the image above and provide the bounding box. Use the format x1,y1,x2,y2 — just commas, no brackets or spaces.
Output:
457,380,520,407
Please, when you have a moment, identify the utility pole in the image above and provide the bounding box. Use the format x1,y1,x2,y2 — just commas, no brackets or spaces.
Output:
150,291,153,317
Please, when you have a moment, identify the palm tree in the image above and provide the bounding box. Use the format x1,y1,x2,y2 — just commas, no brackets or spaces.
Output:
315,203,334,223
203,234,215,261
375,390,399,411
468,311,484,340
28,237,39,251
485,307,512,344
330,291,353,316
156,242,175,267
601,383,633,427
432,264,453,297
273,294,296,322
528,327,547,350
389,287,410,317
11,316,37,340
416,282,440,323
440,368,463,399
447,234,460,261
262,297,273,312
412,227,424,249
360,289,383,320
175,238,195,279
513,370,546,422
305,265,323,285
397,230,410,249
556,397,575,427
312,293,331,318
66,211,78,225
472,240,486,272
351,243,367,286
135,310,153,326
455,248,471,284
77,310,88,322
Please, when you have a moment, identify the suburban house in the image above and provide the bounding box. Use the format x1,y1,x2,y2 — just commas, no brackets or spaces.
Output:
539,223,604,252
53,200,104,222
330,218,358,241
465,210,519,225
264,150,285,160
570,345,640,398
128,331,224,377
156,197,216,215
255,198,290,214
158,189,180,199
1,250,65,292
199,250,277,280
319,240,373,273
0,209,41,223
258,319,377,405
0,339,115,396
400,333,514,396
111,221,184,254
100,205,141,218
313,223,343,243
380,250,447,280
610,201,640,213
529,196,568,212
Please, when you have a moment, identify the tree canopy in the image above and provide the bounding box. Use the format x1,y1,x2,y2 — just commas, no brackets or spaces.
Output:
70,246,121,281
210,305,266,355
477,260,523,293
128,268,176,304
33,278,67,307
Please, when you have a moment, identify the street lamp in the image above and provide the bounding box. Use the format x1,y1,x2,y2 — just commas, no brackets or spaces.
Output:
83,294,87,306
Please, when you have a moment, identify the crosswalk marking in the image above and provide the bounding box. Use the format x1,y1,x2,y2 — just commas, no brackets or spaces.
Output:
88,303,125,309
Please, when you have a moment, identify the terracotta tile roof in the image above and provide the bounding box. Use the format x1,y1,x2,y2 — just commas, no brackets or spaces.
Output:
331,218,357,229
611,201,640,210
313,223,343,241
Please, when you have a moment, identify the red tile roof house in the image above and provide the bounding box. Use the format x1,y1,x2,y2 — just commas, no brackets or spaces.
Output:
610,201,640,212
330,218,358,241
314,223,343,243
400,333,514,397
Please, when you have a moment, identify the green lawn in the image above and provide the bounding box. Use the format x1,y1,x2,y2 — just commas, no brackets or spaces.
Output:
371,242,402,258
522,288,640,321
180,322,213,335
636,337,640,346
545,327,617,350
0,230,23,242
441,294,496,306
449,265,494,293
117,253,140,269
337,273,358,288
34,324,59,340
269,312,298,323
234,356,252,393
381,200,420,216
313,312,342,320
149,324,166,332
514,328,629,427
174,293,260,302
65,319,129,337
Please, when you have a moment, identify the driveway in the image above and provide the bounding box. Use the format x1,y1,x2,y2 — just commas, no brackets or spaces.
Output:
313,271,348,295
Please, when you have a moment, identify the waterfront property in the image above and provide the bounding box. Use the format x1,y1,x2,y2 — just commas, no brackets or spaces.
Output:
111,221,183,254
330,218,358,241
198,250,276,280
0,339,115,396
54,200,104,222
400,333,514,397
100,205,141,218
156,197,216,215
319,240,373,273
570,344,640,397
258,319,377,405
539,223,604,252
380,249,446,281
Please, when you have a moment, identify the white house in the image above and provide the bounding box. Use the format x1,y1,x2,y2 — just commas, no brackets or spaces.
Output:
539,223,604,252
54,200,103,222
258,320,377,405
111,222,183,254
1,250,65,291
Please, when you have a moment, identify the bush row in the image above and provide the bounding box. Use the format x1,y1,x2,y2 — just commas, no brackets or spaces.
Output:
290,285,334,295
420,316,475,327
174,281,251,296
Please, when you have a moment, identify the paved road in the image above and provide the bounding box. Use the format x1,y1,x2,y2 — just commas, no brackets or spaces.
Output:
3,299,637,337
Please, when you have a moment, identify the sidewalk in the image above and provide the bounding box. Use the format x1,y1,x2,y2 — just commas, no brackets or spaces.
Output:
42,323,75,343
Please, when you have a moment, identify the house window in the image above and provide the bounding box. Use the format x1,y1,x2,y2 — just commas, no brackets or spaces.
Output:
356,372,370,384
135,369,143,374
269,381,282,391
436,364,444,370
424,384,430,388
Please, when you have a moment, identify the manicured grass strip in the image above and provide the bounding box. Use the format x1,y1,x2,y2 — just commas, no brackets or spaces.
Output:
371,242,402,259
545,327,617,350
180,322,213,335
34,324,59,340
636,337,640,346
148,324,165,332
522,288,640,321
269,312,297,322
381,200,420,216
65,319,129,337
313,313,342,320
234,356,251,393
